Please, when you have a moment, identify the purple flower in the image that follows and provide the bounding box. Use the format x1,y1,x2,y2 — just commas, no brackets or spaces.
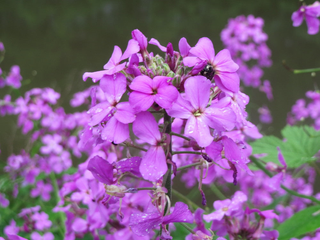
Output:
41,88,60,104
0,42,4,51
30,232,54,240
83,39,139,82
204,191,247,222
0,95,15,116
32,212,52,231
167,76,235,147
87,155,114,185
183,37,239,93
132,111,167,181
6,65,22,89
129,202,193,237
87,73,135,144
259,80,273,100
0,193,9,207
258,106,272,124
30,181,53,201
292,1,320,35
40,134,63,155
129,75,178,112
71,218,88,233
266,147,287,191
4,220,19,236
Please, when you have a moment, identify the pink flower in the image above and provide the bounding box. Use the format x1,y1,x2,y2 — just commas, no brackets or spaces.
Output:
132,111,167,181
87,73,135,144
129,75,178,112
183,37,239,94
203,191,247,222
292,1,320,35
83,39,139,82
167,76,236,147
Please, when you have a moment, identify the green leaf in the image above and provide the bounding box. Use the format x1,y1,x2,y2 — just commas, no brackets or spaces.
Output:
171,223,193,239
277,205,320,240
250,125,320,168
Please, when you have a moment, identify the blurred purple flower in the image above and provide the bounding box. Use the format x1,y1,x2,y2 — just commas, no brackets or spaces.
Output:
292,1,320,35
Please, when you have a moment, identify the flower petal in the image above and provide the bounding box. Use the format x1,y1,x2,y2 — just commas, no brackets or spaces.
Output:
103,45,122,69
100,73,127,103
101,117,129,144
185,116,213,147
162,202,194,224
189,37,215,63
87,155,114,185
213,49,239,73
139,146,167,181
185,76,211,110
133,111,161,144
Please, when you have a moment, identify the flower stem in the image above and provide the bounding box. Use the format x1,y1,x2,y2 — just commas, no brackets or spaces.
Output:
179,222,195,234
170,132,191,141
50,172,65,237
209,183,227,199
172,151,202,155
164,111,172,201
136,187,157,191
293,68,320,74
177,162,202,171
172,189,205,212
251,157,320,205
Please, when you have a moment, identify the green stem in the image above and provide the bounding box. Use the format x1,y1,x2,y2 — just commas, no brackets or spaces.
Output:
136,187,157,191
172,151,202,155
164,111,172,201
179,222,195,234
209,184,227,199
172,189,204,212
251,157,320,205
177,162,202,171
50,172,65,237
170,132,191,141
293,68,320,74
121,142,147,152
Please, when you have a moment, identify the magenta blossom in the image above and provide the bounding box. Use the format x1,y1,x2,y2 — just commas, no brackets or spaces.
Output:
132,111,167,181
203,191,247,222
292,1,320,35
129,202,193,237
183,37,239,93
167,76,236,147
83,39,139,82
129,75,178,112
87,73,135,144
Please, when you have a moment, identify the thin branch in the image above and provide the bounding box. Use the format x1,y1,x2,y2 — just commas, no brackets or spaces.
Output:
170,132,191,141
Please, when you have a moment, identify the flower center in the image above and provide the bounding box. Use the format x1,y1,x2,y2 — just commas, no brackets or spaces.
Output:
193,109,203,117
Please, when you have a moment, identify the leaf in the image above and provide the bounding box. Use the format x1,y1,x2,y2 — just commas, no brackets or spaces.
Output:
250,125,320,168
277,205,320,240
171,223,193,239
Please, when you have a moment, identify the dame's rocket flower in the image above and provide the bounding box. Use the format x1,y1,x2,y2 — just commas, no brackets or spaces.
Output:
167,76,236,147
132,111,167,182
83,39,139,82
183,37,239,94
87,72,135,144
129,202,193,237
292,1,320,35
129,75,178,112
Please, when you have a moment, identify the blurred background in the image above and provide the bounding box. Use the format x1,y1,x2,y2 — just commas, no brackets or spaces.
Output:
0,0,320,171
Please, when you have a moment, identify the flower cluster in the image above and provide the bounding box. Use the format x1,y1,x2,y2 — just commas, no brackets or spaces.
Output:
287,90,320,129
1,14,320,239
221,15,272,95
